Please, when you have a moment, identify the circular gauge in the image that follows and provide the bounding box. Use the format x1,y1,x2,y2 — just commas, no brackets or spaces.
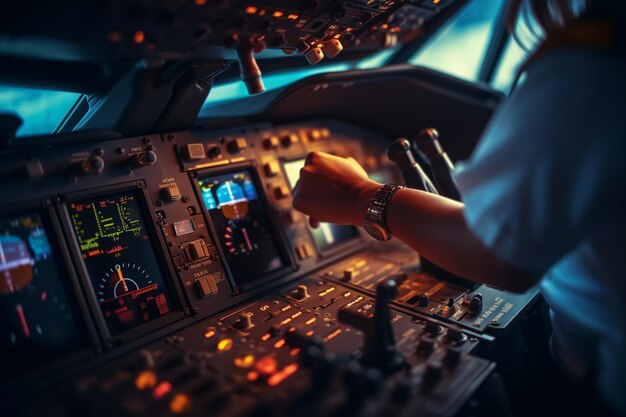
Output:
223,217,263,256
97,262,152,302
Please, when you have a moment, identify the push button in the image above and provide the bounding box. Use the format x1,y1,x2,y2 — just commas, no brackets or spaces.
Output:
181,239,210,262
163,185,181,201
281,133,299,148
227,137,248,154
263,160,280,177
184,143,206,160
262,136,280,150
273,185,290,199
195,275,218,297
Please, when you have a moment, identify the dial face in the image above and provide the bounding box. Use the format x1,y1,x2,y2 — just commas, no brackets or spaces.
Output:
198,170,286,285
224,216,262,256
0,211,83,380
98,262,153,302
68,191,174,337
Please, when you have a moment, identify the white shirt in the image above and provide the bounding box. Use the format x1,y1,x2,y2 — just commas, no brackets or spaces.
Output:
454,47,626,414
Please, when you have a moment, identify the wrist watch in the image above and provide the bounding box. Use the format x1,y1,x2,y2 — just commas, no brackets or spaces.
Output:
363,183,404,241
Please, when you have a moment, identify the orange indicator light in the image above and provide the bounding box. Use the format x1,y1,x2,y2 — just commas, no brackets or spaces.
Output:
272,11,284,18
287,14,299,20
247,371,259,381
261,333,271,341
217,338,234,352
274,339,286,349
324,329,342,342
267,364,299,387
290,348,300,357
255,356,278,376
133,31,145,44
152,381,172,400
306,330,314,336
204,329,215,339
194,0,207,5
135,370,157,390
245,6,258,14
169,394,191,414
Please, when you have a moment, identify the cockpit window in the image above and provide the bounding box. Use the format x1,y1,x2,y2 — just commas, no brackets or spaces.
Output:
0,86,81,138
409,0,506,83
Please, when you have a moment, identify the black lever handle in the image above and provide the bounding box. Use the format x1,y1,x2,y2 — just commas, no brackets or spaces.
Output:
386,138,438,194
413,128,461,201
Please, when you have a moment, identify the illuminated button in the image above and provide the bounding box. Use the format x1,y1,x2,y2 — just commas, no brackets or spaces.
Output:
263,136,280,150
308,129,322,142
217,338,234,352
195,276,218,298
255,356,278,377
184,143,206,160
321,39,343,58
169,394,191,414
321,128,330,138
135,370,158,389
152,380,173,400
263,160,280,177
163,184,181,201
227,137,248,154
281,133,299,148
304,46,324,65
234,354,255,368
295,243,312,260
273,185,290,199
181,239,210,262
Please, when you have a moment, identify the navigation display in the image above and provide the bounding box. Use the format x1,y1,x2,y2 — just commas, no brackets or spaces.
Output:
197,170,286,285
283,159,360,251
0,211,83,379
67,191,173,337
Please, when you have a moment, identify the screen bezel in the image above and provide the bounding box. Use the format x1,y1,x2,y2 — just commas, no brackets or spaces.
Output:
0,199,97,386
190,162,296,293
58,181,185,346
281,156,363,257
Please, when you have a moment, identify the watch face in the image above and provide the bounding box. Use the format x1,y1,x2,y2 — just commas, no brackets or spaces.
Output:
364,223,389,241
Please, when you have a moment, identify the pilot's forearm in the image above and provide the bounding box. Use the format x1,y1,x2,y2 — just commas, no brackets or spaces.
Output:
373,187,539,292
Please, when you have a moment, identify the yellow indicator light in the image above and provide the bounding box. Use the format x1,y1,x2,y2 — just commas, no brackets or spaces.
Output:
245,6,258,14
169,394,191,414
305,317,317,325
280,318,292,326
356,259,366,268
291,311,302,319
217,338,234,352
135,370,157,390
234,354,255,368
274,339,286,349
434,0,441,3
272,11,284,18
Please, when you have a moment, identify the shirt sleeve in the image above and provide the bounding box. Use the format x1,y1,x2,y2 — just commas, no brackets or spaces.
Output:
454,48,626,274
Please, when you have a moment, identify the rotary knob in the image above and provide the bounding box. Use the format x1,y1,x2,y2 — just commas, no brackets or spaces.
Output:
82,155,105,175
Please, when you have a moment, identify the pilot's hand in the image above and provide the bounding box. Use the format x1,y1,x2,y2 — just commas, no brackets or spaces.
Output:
292,151,381,226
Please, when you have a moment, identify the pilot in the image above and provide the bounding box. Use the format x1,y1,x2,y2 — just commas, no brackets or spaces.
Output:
292,0,626,415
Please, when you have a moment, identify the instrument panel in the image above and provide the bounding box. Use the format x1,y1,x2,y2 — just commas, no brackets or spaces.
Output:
0,119,538,416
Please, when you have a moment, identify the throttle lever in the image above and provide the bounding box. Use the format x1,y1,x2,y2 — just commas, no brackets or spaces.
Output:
386,138,438,194
338,279,406,374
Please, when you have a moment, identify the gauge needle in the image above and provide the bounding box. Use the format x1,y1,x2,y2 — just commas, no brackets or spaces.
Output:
242,227,253,252
116,265,129,292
